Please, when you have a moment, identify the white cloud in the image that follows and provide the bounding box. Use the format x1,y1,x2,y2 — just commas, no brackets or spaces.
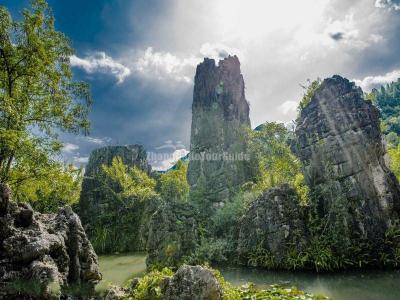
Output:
151,148,189,171
278,101,299,115
62,143,79,153
125,43,242,84
85,136,111,145
354,69,400,91
134,47,199,83
199,43,243,62
73,156,89,164
375,0,400,11
70,52,131,83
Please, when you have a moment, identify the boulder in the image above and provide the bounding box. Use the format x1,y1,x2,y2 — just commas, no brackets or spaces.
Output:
163,265,222,300
0,184,101,299
187,56,252,205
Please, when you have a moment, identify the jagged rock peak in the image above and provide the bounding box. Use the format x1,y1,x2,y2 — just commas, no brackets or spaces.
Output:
188,55,251,202
84,144,151,177
193,55,249,123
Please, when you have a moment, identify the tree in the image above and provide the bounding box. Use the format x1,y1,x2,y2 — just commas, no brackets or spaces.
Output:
159,160,189,201
249,122,309,203
298,79,321,111
11,163,83,212
102,156,158,204
388,144,400,182
368,79,400,142
0,0,91,186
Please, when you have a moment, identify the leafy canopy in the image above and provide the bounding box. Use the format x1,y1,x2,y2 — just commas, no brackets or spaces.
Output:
367,79,400,146
0,0,91,185
159,160,189,201
102,156,158,203
249,122,309,204
388,144,400,182
298,79,321,111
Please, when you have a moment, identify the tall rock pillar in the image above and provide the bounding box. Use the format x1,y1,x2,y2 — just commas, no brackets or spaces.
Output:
293,75,400,244
187,56,251,204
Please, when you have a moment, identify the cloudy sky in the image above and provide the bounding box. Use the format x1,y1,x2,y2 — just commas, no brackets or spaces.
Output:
4,0,400,170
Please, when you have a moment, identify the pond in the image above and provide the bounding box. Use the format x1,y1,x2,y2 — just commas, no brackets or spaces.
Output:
98,253,400,299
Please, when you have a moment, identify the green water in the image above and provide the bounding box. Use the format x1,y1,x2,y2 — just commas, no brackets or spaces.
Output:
98,254,400,299
97,253,147,291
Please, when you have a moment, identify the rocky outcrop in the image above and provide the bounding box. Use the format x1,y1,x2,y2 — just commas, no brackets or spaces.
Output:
293,75,400,245
79,144,151,224
146,201,198,269
0,184,101,299
187,56,252,204
237,185,308,267
163,265,222,300
78,145,154,254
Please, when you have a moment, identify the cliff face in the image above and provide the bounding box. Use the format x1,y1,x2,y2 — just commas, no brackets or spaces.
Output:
0,184,101,299
78,145,154,253
187,56,251,203
293,75,400,243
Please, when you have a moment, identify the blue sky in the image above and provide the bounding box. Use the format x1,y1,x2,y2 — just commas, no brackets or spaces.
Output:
3,0,400,170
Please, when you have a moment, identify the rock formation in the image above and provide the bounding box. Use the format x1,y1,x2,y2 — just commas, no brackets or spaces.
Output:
78,144,154,253
237,185,308,267
187,56,252,204
163,265,222,300
293,75,400,245
0,184,101,299
146,201,198,269
79,144,151,224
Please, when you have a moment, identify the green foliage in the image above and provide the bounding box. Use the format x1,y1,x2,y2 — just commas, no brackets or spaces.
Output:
120,266,326,300
11,162,82,212
368,79,400,137
0,0,91,213
249,122,309,203
159,160,189,201
388,144,400,181
102,156,158,204
89,157,159,254
298,79,322,111
186,238,231,265
129,268,173,300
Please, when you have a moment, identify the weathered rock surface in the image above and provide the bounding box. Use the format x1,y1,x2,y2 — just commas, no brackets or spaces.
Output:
237,185,308,267
187,56,252,204
163,265,222,300
293,75,400,244
0,184,101,299
78,144,154,253
146,201,198,269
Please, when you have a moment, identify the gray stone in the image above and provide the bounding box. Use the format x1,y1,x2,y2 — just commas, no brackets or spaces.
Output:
187,56,252,204
163,265,222,300
0,184,101,299
293,75,400,244
237,185,308,267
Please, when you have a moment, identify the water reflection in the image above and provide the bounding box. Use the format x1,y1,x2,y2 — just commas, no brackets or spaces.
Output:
219,267,400,300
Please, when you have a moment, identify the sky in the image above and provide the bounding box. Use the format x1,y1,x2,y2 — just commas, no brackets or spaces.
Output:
3,0,400,170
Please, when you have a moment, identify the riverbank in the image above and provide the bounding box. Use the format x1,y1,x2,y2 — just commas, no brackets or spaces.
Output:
98,253,400,300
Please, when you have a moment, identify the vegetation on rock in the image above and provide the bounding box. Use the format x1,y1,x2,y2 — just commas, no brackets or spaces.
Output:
111,265,326,300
